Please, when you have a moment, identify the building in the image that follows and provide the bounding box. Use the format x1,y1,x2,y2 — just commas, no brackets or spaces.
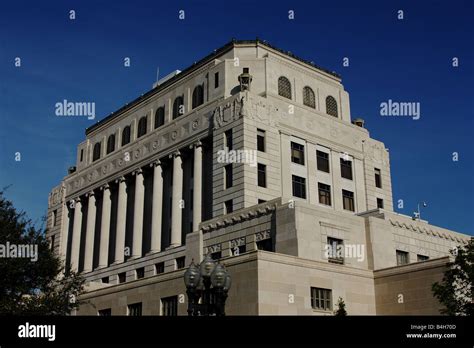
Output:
46,39,470,315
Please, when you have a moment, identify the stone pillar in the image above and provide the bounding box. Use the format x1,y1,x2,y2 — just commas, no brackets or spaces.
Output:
170,150,183,248
70,197,83,272
149,160,163,253
192,141,203,232
98,184,111,268
83,191,96,273
114,176,127,264
131,168,145,259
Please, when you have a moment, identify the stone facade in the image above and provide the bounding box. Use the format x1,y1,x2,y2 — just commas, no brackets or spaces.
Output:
47,39,470,316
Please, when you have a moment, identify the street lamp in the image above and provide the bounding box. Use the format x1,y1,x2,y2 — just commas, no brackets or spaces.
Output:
184,254,231,316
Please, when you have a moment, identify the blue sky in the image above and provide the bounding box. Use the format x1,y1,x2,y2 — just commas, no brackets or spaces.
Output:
0,0,473,234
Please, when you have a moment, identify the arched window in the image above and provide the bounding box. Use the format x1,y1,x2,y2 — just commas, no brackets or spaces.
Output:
137,116,147,138
303,86,316,109
122,125,131,146
93,142,101,162
173,95,184,119
155,107,165,129
326,96,338,117
278,76,292,99
192,85,204,109
106,134,115,154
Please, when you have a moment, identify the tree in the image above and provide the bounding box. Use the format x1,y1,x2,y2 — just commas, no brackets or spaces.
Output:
0,190,85,315
334,297,347,316
432,238,473,316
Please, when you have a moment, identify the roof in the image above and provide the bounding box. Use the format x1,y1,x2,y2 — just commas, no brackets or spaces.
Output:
85,39,341,135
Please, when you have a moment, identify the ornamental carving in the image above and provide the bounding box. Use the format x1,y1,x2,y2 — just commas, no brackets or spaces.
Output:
212,97,244,129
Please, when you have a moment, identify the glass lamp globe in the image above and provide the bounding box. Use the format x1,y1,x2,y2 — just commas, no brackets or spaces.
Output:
184,261,200,289
200,253,216,277
210,263,227,289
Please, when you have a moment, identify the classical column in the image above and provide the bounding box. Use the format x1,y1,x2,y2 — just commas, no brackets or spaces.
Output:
149,160,163,253
83,191,96,273
131,168,145,259
70,197,83,272
98,184,111,268
170,150,183,248
114,176,127,264
192,141,203,232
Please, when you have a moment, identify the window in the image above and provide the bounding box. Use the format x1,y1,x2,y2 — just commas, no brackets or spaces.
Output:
155,262,165,274
173,95,184,119
118,272,126,284
317,151,330,173
318,183,332,206
256,238,273,252
303,86,316,108
342,190,355,212
396,250,409,265
232,244,246,256
258,199,266,204
225,200,233,214
106,134,115,154
155,107,165,129
292,175,306,199
176,256,185,269
122,126,131,146
375,168,382,188
225,129,233,150
137,116,147,138
340,158,353,180
377,198,384,209
211,251,222,260
50,234,55,251
291,142,305,165
128,303,142,316
214,72,219,88
326,96,338,117
224,164,233,189
136,267,145,279
257,129,265,152
101,276,109,284
98,308,111,316
93,142,101,162
52,209,57,227
417,254,429,262
327,237,344,264
258,163,266,188
192,85,204,109
80,149,84,162
310,287,332,311
161,296,178,316
278,76,292,99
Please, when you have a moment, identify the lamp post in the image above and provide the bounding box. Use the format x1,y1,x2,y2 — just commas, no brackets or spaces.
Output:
183,254,231,316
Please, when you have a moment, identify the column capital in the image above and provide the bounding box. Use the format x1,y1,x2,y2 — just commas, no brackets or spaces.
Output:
115,176,126,184
149,159,162,168
86,190,95,198
132,168,143,176
100,183,110,191
169,150,181,159
189,140,203,150
72,196,84,205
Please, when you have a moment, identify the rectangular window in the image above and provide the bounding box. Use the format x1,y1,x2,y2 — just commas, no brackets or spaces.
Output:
257,129,265,152
225,200,233,214
396,250,409,265
50,234,55,251
316,151,330,173
292,175,306,199
375,168,382,188
256,238,273,252
176,256,185,269
340,158,353,180
258,163,267,188
101,276,109,284
136,267,145,279
258,199,266,204
225,129,233,150
118,272,126,284
211,251,222,260
232,244,246,256
327,237,344,264
80,149,84,162
291,142,305,165
128,303,142,316
377,198,384,209
155,262,165,274
52,209,57,227
161,296,178,316
342,190,355,211
214,72,219,88
310,287,332,311
318,183,332,206
417,254,429,262
98,308,111,316
224,164,233,189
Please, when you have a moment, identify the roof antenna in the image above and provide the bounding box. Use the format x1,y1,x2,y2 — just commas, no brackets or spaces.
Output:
155,67,160,85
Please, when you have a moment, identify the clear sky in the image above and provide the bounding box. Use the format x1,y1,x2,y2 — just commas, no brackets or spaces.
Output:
0,0,473,234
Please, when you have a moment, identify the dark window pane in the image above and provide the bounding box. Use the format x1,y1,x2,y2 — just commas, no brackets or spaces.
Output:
291,142,305,165
292,175,306,199
258,163,266,188
318,183,331,206
342,190,355,211
155,107,165,129
317,151,330,173
340,159,353,180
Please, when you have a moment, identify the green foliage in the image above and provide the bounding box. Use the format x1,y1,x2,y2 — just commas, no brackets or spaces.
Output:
334,296,347,316
0,190,85,315
432,238,474,316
